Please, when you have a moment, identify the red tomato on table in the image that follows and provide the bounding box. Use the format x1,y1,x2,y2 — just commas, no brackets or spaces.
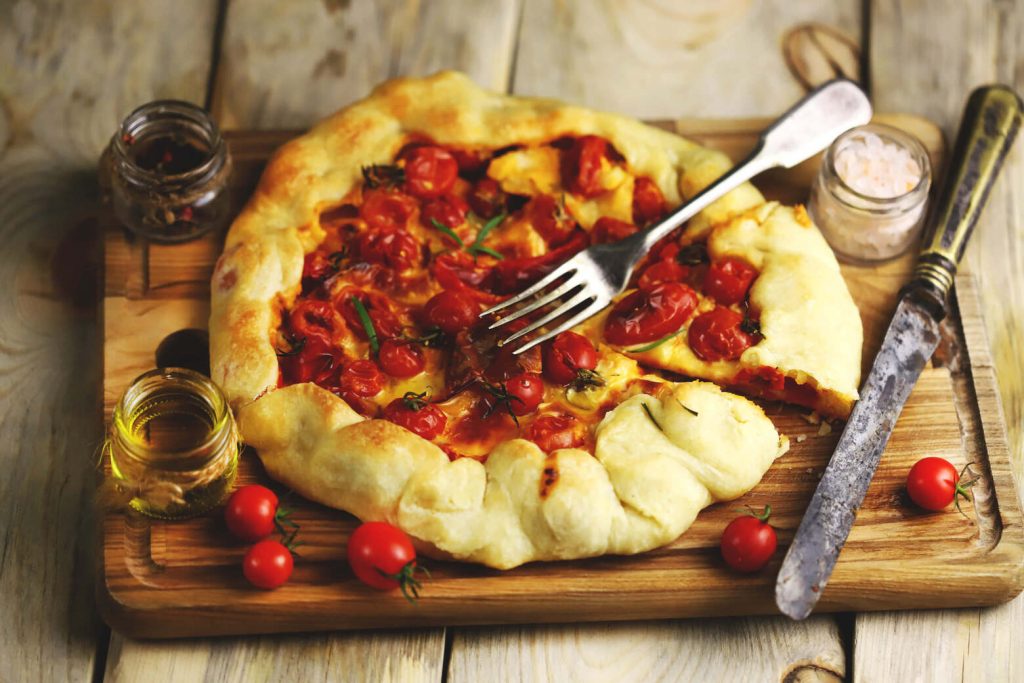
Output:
720,506,777,573
347,522,427,601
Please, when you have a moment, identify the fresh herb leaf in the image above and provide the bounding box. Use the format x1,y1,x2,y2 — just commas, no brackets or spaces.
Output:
468,244,504,260
641,402,663,431
402,391,429,411
474,212,506,244
675,398,699,417
568,368,605,392
401,325,448,348
627,328,685,353
361,164,405,189
350,296,380,355
430,218,465,246
740,316,761,337
676,243,709,266
479,380,522,426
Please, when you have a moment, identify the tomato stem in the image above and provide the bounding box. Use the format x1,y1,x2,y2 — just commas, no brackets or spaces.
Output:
735,504,772,524
379,560,431,604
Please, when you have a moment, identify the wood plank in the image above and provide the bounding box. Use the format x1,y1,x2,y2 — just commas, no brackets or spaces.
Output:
511,0,862,118
855,1,1024,681
211,0,523,129
0,1,217,681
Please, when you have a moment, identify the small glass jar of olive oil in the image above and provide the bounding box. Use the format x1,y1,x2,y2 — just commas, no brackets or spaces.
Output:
108,367,238,519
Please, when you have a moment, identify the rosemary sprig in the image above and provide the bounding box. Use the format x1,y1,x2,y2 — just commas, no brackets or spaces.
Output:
675,398,699,417
361,164,405,189
568,368,605,392
641,402,663,432
627,328,685,353
740,316,762,337
479,380,523,426
350,296,380,354
430,218,465,246
466,212,507,260
467,244,504,259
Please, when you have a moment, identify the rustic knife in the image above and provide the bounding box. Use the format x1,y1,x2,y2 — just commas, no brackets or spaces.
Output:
775,84,1024,620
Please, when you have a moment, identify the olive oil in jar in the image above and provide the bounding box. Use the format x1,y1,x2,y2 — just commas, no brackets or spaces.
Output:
108,368,238,519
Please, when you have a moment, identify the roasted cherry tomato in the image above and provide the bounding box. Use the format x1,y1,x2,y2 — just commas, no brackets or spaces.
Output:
703,258,758,305
491,231,588,294
337,359,384,399
720,506,777,573
504,373,544,416
591,216,637,244
361,189,416,232
279,347,338,386
403,146,458,199
377,339,425,378
637,259,689,290
288,299,336,351
907,457,973,511
243,539,294,589
566,135,610,197
529,413,585,452
224,485,280,542
688,307,755,361
449,147,489,175
542,331,598,385
347,522,426,600
632,177,667,226
338,289,402,340
604,282,698,346
526,194,576,246
302,250,339,289
467,177,507,218
421,194,469,229
423,289,480,334
359,229,421,271
431,250,492,292
383,395,447,440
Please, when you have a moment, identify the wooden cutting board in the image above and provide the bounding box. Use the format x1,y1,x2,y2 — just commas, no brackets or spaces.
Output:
98,116,1024,638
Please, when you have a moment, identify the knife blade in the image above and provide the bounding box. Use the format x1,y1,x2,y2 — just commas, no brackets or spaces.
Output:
775,84,1024,621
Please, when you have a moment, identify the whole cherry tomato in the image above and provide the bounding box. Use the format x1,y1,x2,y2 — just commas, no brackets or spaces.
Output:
491,231,588,294
347,522,426,601
542,331,598,385
359,230,421,271
720,506,777,573
337,359,384,399
591,216,637,244
361,189,416,232
637,259,689,290
467,178,507,218
421,194,469,229
526,194,576,246
703,258,758,306
566,135,610,197
906,457,973,511
338,289,402,340
224,485,280,542
632,177,666,226
243,539,294,589
431,251,492,293
403,146,458,199
504,373,544,415
279,347,338,386
383,394,447,440
377,339,425,378
423,289,480,334
529,413,585,452
288,299,336,351
604,282,698,346
688,307,755,361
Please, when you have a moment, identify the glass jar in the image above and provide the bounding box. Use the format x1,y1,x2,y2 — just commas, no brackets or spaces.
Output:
108,367,239,519
104,100,232,243
809,124,931,263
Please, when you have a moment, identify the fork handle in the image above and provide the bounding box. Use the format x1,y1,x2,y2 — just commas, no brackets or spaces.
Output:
638,78,873,253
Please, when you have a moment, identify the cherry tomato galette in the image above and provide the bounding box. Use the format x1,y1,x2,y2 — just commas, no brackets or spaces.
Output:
211,72,861,569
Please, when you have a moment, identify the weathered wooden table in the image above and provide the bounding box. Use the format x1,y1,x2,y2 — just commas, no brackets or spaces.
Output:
3,1,1021,681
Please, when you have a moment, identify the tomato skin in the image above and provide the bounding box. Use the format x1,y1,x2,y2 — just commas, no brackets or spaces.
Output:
491,231,588,294
542,331,598,385
377,339,425,378
224,485,279,542
604,282,698,345
338,288,402,340
403,146,458,199
467,178,507,218
637,259,689,290
421,194,468,229
704,258,757,305
337,359,384,399
633,177,666,226
591,216,637,244
347,522,418,592
288,299,336,352
526,194,576,247
567,135,610,197
359,229,421,271
383,398,447,440
505,373,544,415
688,307,755,361
906,457,960,511
529,413,585,452
361,189,416,232
243,540,294,589
424,289,481,334
720,513,777,573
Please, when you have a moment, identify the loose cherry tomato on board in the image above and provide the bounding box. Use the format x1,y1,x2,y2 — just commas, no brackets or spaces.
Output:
377,339,425,378
504,373,545,416
224,485,280,542
720,506,777,573
604,282,698,346
566,135,610,197
243,539,294,589
403,146,458,199
632,177,666,226
906,457,976,511
423,289,480,334
361,189,417,232
347,521,427,601
383,393,447,440
467,178,507,218
337,359,384,399
542,331,598,385
529,413,585,452
688,307,756,361
703,258,758,306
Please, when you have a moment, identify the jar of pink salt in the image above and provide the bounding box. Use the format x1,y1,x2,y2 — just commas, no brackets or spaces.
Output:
809,124,931,263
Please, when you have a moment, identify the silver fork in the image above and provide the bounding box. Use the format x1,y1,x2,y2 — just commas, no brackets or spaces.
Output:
481,78,873,354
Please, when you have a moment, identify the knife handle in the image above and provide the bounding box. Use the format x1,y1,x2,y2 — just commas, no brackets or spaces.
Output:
908,85,1023,313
